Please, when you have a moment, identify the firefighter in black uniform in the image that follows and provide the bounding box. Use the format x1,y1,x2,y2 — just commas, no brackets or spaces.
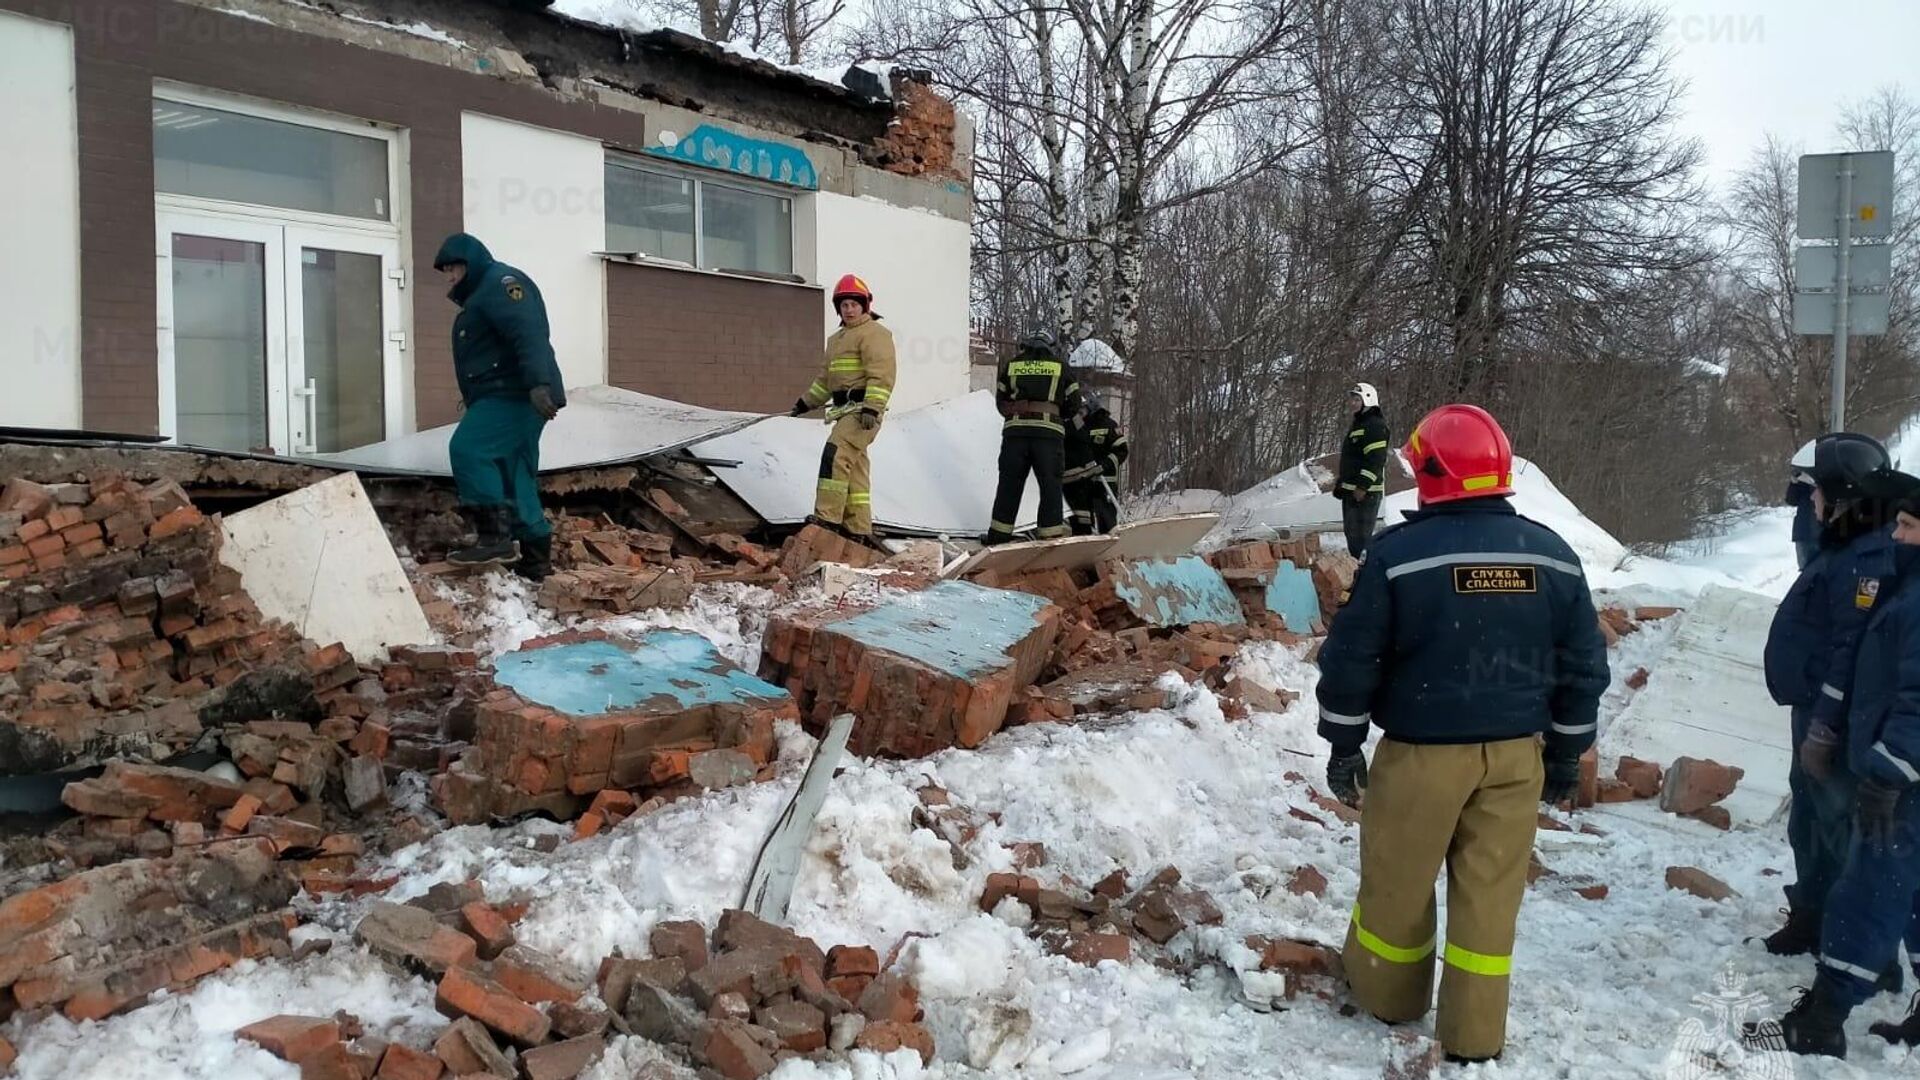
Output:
1063,394,1130,535
985,330,1082,545
1316,403,1610,1065
1337,381,1392,558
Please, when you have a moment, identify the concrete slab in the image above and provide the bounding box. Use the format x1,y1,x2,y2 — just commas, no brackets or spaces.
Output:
1104,557,1246,628
218,472,432,660
1264,562,1322,634
1599,584,1790,827
315,386,763,477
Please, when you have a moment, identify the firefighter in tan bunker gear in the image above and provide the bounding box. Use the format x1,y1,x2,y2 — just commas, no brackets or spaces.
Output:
789,274,897,538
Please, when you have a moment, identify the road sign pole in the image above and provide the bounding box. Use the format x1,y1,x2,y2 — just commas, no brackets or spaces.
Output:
1832,159,1853,431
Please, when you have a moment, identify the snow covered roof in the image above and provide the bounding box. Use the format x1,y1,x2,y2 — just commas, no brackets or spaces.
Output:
549,0,892,99
1070,338,1130,375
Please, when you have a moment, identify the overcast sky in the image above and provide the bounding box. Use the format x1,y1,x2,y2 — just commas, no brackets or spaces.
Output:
1662,0,1917,191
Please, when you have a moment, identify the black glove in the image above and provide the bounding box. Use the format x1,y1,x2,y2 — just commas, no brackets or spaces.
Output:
1857,777,1907,853
1541,756,1582,807
789,398,811,417
1327,749,1368,808
856,409,880,432
529,385,560,421
1800,723,1841,782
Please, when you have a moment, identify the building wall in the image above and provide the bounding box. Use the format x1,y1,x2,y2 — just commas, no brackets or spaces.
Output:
460,112,607,392
0,0,973,440
606,262,821,413
0,10,81,430
814,192,971,412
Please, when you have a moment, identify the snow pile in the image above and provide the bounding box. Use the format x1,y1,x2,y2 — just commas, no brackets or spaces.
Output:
549,0,888,97
1069,338,1128,375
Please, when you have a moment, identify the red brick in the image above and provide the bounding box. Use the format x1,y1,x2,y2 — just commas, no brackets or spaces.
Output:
1659,757,1743,815
432,1017,512,1077
650,919,709,972
457,903,516,961
44,506,83,532
520,1034,607,1080
148,506,206,540
492,944,586,1005
1052,931,1131,966
1286,866,1329,898
350,721,391,760
856,973,918,1025
702,1020,778,1080
1616,756,1664,799
295,1042,366,1080
435,965,552,1046
376,1043,443,1080
827,945,879,979
855,1020,935,1065
60,520,103,546
237,1015,341,1063
1,479,55,520
1665,866,1736,902
0,544,28,566
26,534,65,559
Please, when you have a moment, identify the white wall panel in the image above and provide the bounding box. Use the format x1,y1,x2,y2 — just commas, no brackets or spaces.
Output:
814,192,971,412
460,112,607,391
0,12,81,429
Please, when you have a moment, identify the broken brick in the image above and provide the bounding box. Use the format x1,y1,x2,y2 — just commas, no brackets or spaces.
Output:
854,1020,935,1066
432,1017,513,1078
237,1014,341,1063
757,999,827,1053
549,999,612,1041
356,901,478,976
1576,884,1610,901
650,919,709,972
1052,931,1131,966
520,1034,607,1080
1659,757,1743,816
457,902,516,960
1616,756,1664,799
856,972,919,1025
435,964,552,1046
1286,866,1329,898
375,1043,443,1080
827,945,880,980
1665,866,1736,902
492,943,586,1005
702,1019,779,1080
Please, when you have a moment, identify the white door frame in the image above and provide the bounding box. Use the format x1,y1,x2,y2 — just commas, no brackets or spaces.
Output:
282,225,405,454
156,207,404,454
155,209,288,452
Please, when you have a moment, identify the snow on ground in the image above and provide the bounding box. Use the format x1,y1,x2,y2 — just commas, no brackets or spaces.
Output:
14,453,1907,1078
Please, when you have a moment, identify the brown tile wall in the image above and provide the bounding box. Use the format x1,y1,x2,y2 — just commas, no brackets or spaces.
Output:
605,262,823,413
0,0,825,436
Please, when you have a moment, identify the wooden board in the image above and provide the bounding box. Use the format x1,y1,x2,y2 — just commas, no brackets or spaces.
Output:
1104,513,1222,561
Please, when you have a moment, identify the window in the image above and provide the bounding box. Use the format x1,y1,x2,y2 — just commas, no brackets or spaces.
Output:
604,155,793,276
154,100,390,221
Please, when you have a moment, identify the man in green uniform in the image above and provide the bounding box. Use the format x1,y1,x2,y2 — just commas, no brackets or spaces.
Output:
433,233,566,580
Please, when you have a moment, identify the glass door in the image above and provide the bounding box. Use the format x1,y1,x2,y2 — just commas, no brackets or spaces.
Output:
157,215,287,453
285,228,403,454
157,212,402,455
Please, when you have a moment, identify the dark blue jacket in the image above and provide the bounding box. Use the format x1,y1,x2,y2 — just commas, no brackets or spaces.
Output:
1764,525,1899,731
435,233,566,407
1315,498,1610,759
1843,545,1920,786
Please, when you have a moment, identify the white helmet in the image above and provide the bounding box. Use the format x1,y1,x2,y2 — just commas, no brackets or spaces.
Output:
1791,439,1818,470
1351,382,1380,410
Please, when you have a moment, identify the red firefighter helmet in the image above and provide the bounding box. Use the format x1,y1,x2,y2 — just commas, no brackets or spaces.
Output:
1404,404,1515,505
832,273,873,311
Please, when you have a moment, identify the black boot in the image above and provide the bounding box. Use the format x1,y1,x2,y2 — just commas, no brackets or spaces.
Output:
1760,903,1822,956
1746,983,1848,1059
1871,989,1920,1045
1880,962,1906,997
513,533,553,582
448,506,520,567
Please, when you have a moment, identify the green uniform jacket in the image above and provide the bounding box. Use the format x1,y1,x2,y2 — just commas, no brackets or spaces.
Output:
434,233,566,407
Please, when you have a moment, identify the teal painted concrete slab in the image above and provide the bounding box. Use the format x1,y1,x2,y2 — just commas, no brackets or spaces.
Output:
493,632,790,718
829,580,1052,679
1265,562,1322,633
1107,556,1246,627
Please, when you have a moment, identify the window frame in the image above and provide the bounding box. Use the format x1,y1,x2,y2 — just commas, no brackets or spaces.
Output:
151,82,403,234
603,151,795,277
